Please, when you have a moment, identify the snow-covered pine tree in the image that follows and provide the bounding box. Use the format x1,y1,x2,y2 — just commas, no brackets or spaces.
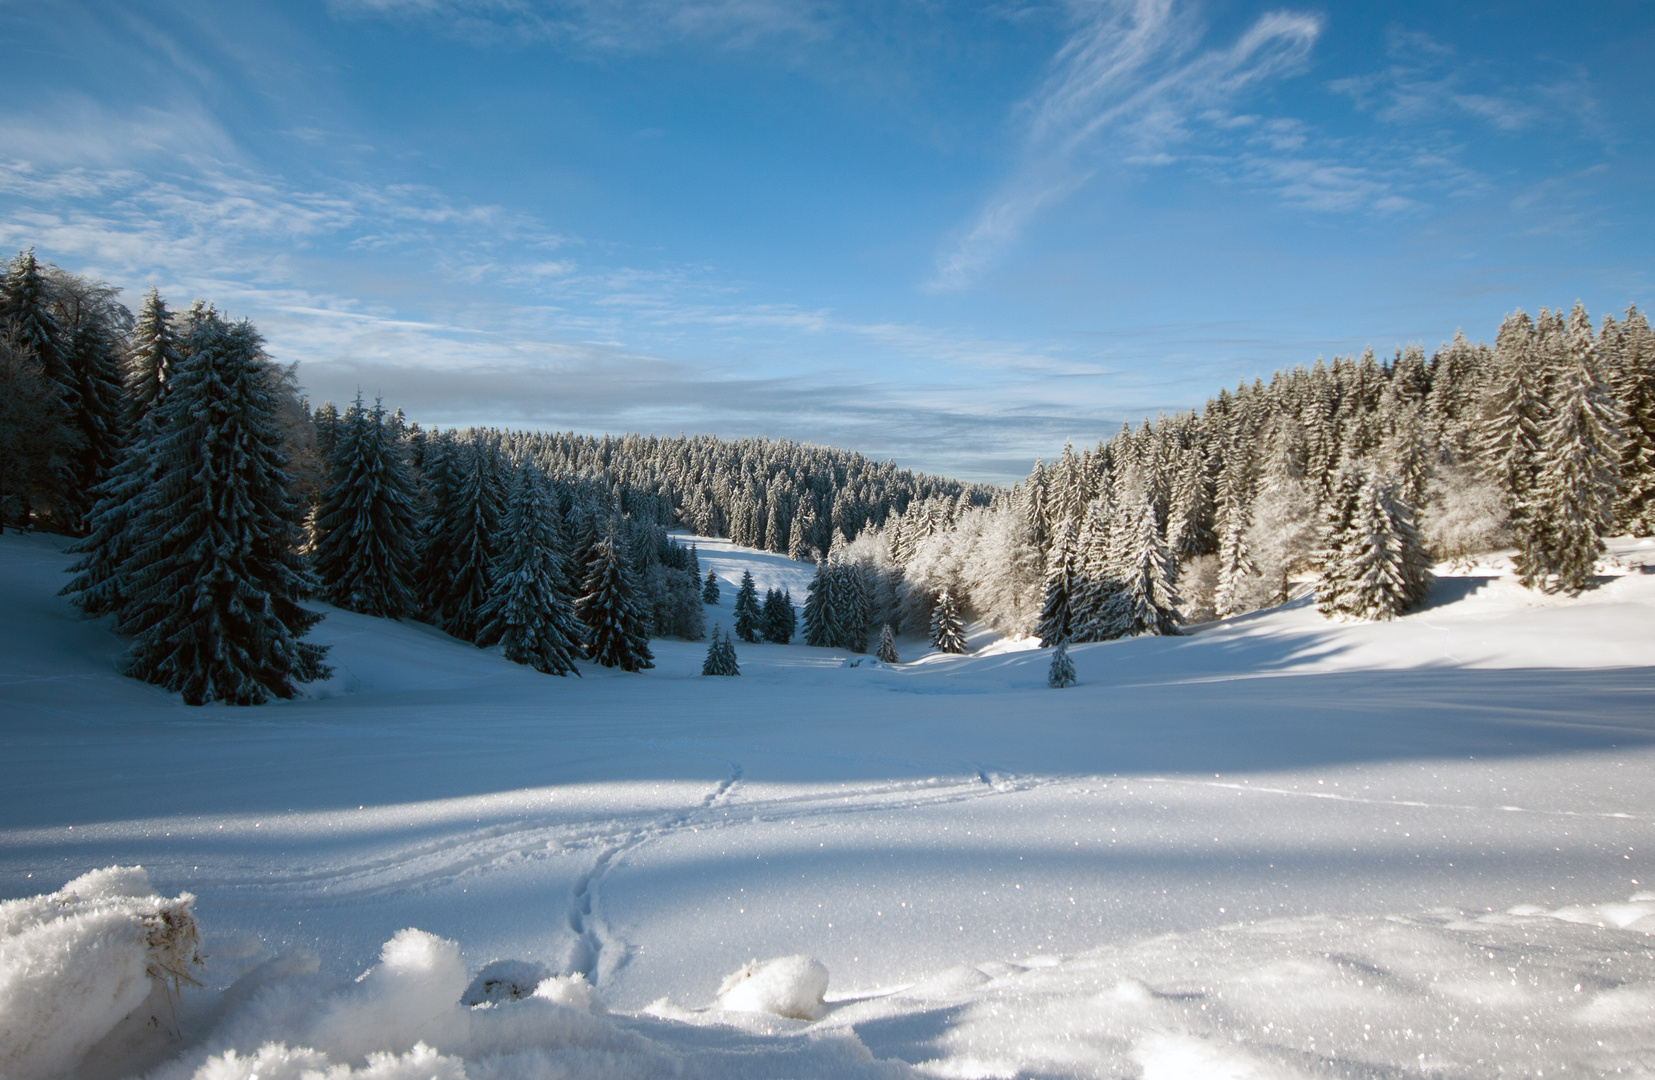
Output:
1317,473,1432,621
1,249,70,395
1069,494,1126,641
437,439,504,642
1479,311,1549,579
413,431,461,620
576,532,655,671
1529,303,1625,592
1610,306,1655,534
0,339,75,534
930,588,967,654
1035,519,1079,647
1047,639,1076,688
1212,505,1254,619
760,588,790,643
829,560,870,651
477,463,584,675
803,561,830,646
126,288,181,427
875,622,898,663
733,569,762,643
702,569,720,604
57,290,128,531
788,510,812,561
701,626,739,676
1313,459,1366,619
1116,490,1182,636
311,396,421,618
114,313,329,704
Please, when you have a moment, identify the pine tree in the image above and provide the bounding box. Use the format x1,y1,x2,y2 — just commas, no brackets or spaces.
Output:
1047,639,1076,688
1070,494,1126,641
311,396,420,618
830,561,871,652
127,288,181,427
0,341,75,534
113,313,329,704
58,297,128,530
1212,511,1254,618
477,463,584,675
733,569,762,643
1,249,69,394
1480,311,1549,578
1036,520,1079,646
787,513,810,560
875,622,899,663
930,588,967,654
1116,491,1182,636
701,626,740,676
1317,473,1432,620
438,440,504,641
803,561,830,646
761,587,793,644
702,569,720,604
576,532,655,671
1529,303,1625,592
1610,306,1655,533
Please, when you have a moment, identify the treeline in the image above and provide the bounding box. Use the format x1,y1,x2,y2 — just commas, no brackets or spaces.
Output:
867,301,1653,641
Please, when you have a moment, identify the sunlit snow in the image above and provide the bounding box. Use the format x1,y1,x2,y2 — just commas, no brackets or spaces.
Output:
4,531,1655,1077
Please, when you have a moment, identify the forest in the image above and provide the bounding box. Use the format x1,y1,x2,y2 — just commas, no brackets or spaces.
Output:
1,247,1649,704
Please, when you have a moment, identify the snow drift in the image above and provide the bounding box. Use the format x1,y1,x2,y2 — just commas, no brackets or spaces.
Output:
715,955,830,1020
0,865,201,1080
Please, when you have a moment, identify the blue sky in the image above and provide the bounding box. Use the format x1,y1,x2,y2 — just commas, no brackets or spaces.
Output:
2,1,1650,482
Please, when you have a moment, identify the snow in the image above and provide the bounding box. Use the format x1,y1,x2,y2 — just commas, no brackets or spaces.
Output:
3,530,1655,1076
716,955,830,1020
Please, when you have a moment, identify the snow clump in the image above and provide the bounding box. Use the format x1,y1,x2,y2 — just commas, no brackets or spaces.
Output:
0,865,202,1080
715,954,830,1020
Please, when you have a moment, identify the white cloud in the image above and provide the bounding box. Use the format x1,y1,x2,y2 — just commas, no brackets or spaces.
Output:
931,0,1321,290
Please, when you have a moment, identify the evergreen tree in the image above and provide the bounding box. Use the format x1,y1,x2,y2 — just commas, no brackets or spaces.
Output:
803,561,830,646
1480,311,1549,577
761,587,794,644
701,626,740,676
1317,473,1432,620
311,397,420,618
126,288,182,428
1,249,69,393
1212,511,1255,618
830,561,871,651
113,314,329,704
701,569,720,604
477,463,584,675
0,341,75,534
1047,639,1076,688
787,513,810,560
875,622,899,664
1529,304,1625,592
930,588,967,654
576,532,655,671
1070,494,1126,641
1035,520,1079,646
58,295,128,530
733,569,762,642
1116,491,1182,636
438,440,504,641
1610,306,1655,533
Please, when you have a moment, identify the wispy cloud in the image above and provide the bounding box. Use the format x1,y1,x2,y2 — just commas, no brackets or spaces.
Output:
931,0,1321,290
332,0,826,52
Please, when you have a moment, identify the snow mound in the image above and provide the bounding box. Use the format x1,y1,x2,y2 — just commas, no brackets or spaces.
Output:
532,971,604,1012
0,866,202,1080
462,959,552,1006
716,955,830,1020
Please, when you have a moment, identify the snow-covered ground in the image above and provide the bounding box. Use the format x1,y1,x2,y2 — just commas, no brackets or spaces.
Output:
4,531,1655,1077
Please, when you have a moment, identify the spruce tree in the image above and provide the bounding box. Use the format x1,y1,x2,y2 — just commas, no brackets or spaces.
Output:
1,249,69,393
787,514,810,560
930,588,967,654
114,314,329,704
414,432,462,621
803,561,830,646
875,622,899,663
478,463,584,675
761,587,793,644
1116,491,1182,636
701,626,739,676
312,396,421,618
733,569,762,643
576,532,655,671
127,288,181,426
1036,520,1079,646
829,561,870,651
1317,473,1432,620
0,341,75,534
59,299,128,530
1530,303,1625,592
1047,639,1076,688
1070,494,1126,641
1610,306,1655,533
437,440,503,641
1479,311,1549,578
702,569,720,604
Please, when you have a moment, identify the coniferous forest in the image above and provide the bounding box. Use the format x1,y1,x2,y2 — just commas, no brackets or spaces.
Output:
2,247,1650,703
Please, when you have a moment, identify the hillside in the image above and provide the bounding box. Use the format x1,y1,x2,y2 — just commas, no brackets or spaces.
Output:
4,530,1655,1078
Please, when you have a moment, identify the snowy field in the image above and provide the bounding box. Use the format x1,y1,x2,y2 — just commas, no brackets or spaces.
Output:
5,530,1655,1078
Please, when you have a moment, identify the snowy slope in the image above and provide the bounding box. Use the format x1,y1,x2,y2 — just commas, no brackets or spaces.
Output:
4,530,1655,1077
